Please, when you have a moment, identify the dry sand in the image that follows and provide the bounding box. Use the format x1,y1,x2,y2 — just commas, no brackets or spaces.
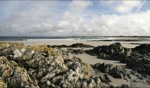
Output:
12,40,144,48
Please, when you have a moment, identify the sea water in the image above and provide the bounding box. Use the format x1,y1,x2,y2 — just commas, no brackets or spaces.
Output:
0,36,150,42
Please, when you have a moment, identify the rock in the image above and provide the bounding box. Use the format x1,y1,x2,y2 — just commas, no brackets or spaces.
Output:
109,66,122,78
0,56,38,88
67,49,85,54
48,43,93,48
133,44,150,54
121,84,129,88
86,42,130,60
41,73,56,82
0,48,14,57
87,78,96,87
0,42,150,88
94,77,101,87
99,75,106,82
0,42,10,50
13,49,22,58
88,42,150,76
82,80,87,88
22,50,34,60
92,63,130,79
48,45,68,48
67,69,79,82
104,74,111,82
46,80,51,86
126,53,150,75
70,43,93,48
0,78,7,88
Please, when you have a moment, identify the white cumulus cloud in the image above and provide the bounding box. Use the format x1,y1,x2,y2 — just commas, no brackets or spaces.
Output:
0,0,150,36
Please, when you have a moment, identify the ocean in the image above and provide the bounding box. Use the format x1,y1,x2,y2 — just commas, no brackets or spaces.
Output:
0,36,150,42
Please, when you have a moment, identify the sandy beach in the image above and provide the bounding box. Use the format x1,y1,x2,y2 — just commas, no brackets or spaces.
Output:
16,40,150,87
28,40,150,87
0,40,150,87
11,40,148,47
7,40,149,67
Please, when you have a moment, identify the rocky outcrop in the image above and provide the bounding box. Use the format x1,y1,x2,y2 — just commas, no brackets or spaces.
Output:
0,56,38,88
126,53,150,75
132,44,150,54
86,42,131,61
123,44,150,75
0,42,99,88
91,62,150,88
91,62,130,79
87,42,150,75
0,42,150,88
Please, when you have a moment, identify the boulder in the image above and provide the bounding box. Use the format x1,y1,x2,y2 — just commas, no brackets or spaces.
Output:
86,42,130,61
92,63,130,79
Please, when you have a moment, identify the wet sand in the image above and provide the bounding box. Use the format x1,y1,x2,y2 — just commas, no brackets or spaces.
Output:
74,53,126,66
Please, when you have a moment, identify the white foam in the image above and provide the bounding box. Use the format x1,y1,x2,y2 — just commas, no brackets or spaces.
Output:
26,38,77,41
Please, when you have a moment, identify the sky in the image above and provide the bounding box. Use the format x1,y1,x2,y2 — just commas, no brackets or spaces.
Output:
0,0,150,36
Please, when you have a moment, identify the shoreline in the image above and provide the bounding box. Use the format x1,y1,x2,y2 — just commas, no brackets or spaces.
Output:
2,40,147,48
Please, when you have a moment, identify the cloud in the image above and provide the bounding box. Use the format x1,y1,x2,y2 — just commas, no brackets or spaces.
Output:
0,1,61,36
0,0,150,36
116,0,141,13
69,0,92,14
100,0,142,13
55,10,150,36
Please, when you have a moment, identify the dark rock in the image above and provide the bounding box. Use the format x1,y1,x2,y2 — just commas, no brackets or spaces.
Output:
86,42,131,61
48,43,93,48
92,63,130,79
132,44,150,54
121,84,129,88
109,67,122,78
67,49,85,54
70,43,93,48
47,45,68,48
104,74,111,82
88,42,150,75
